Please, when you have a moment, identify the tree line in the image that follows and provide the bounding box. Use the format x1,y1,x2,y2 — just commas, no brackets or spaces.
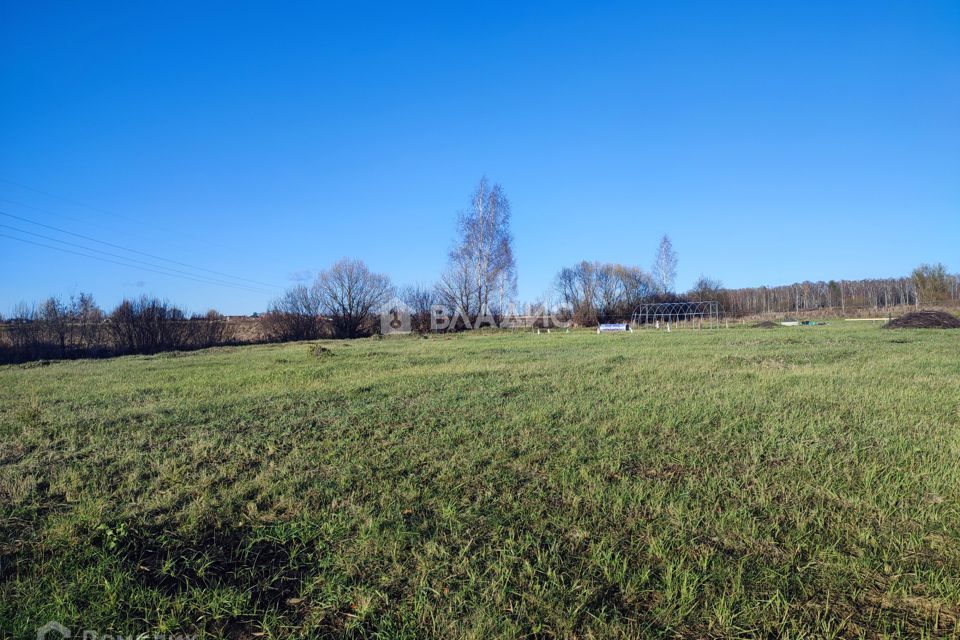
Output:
1,294,233,363
264,176,518,339
4,177,958,362
719,264,960,317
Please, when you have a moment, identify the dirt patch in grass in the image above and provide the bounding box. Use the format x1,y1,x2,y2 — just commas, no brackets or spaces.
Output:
885,310,960,329
122,526,314,608
752,321,780,328
611,461,688,483
856,585,960,635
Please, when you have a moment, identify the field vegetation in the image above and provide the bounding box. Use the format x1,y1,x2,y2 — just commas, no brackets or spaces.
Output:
2,324,959,638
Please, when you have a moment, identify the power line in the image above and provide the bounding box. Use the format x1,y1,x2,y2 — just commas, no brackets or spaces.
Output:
0,233,278,295
0,176,261,256
0,195,181,256
0,223,276,294
0,209,282,290
0,194,266,265
0,195,132,234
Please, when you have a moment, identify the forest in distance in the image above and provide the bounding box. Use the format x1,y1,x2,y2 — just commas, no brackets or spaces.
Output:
3,179,958,362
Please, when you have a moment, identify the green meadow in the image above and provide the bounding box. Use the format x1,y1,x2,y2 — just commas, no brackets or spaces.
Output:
2,324,959,638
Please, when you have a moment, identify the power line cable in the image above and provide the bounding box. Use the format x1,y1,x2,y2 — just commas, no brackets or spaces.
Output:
0,195,187,256
0,176,261,255
0,233,278,295
0,223,276,294
1,195,136,235
0,209,282,289
0,193,268,264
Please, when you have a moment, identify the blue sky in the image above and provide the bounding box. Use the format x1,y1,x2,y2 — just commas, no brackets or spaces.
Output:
2,1,958,315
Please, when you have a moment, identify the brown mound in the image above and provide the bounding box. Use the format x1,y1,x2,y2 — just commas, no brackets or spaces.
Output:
884,310,960,329
752,321,779,328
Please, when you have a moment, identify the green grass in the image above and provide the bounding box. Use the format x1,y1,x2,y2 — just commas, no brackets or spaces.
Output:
2,324,959,638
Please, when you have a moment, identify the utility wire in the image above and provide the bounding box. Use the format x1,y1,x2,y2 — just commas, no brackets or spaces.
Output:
0,193,253,264
0,176,262,256
0,233,278,295
0,223,276,294
0,209,282,290
0,195,183,257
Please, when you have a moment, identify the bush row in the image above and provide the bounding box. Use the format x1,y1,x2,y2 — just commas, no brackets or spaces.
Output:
1,295,238,364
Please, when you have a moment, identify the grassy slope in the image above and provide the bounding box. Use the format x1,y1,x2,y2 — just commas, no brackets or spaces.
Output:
1,325,959,638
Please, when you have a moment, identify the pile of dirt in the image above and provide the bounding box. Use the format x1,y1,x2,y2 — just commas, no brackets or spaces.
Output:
752,321,779,328
884,310,960,329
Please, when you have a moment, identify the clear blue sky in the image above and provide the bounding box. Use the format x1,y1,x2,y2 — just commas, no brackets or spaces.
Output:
2,1,958,315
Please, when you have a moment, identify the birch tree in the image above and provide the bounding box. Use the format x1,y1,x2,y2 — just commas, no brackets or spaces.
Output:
440,177,517,320
653,234,678,294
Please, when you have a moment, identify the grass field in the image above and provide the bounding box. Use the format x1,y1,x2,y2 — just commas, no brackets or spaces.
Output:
2,324,959,638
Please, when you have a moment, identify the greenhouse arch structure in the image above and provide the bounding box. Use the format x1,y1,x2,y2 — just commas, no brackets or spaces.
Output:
631,301,723,329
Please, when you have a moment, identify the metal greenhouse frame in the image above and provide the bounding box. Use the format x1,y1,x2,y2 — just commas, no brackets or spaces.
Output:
631,301,723,329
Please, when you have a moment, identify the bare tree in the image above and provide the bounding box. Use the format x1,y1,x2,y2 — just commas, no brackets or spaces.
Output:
688,276,724,302
652,235,678,294
314,258,393,338
912,263,950,307
401,284,437,334
6,301,44,359
718,272,945,316
262,284,325,341
5,294,106,360
191,309,234,348
39,297,72,358
555,261,656,325
2,292,250,364
442,177,517,322
437,248,478,326
72,293,105,354
556,261,598,325
108,296,190,354
617,265,657,312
